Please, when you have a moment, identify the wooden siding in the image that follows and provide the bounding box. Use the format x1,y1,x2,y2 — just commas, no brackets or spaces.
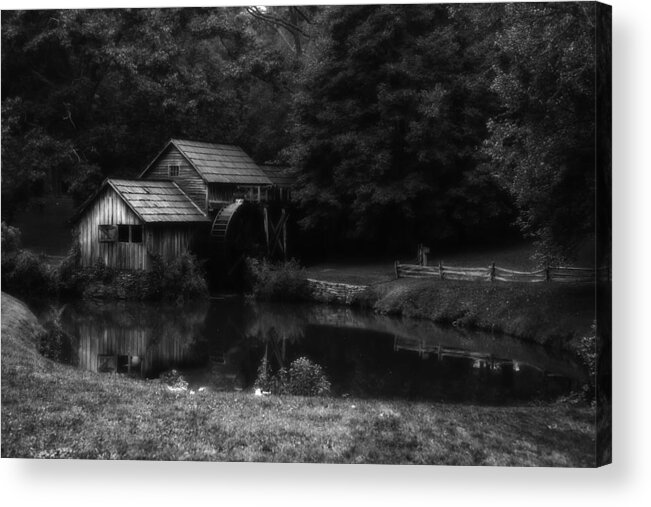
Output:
208,183,236,204
77,186,147,270
144,146,207,211
146,225,196,265
76,186,200,270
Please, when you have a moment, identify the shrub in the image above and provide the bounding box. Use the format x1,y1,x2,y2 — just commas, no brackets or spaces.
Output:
90,257,116,284
39,305,76,364
2,222,58,297
246,258,309,301
254,356,331,397
150,253,209,302
1,248,57,298
1,221,21,253
56,242,87,296
56,250,208,301
287,357,331,396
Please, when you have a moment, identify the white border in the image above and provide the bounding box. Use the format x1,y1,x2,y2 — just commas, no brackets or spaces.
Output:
2,1,650,506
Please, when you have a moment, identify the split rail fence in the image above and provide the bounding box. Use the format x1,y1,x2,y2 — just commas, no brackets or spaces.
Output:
394,261,610,283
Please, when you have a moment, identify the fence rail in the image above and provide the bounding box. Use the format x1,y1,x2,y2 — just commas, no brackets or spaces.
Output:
394,261,610,283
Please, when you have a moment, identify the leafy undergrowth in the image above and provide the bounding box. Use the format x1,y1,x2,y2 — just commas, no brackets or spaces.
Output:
1,292,596,465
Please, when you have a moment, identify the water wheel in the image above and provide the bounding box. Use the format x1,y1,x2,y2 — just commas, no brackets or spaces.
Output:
210,201,266,276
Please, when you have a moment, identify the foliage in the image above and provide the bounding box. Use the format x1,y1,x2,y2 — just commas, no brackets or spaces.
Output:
254,356,331,397
55,248,208,301
1,8,300,217
1,221,22,253
55,242,84,295
2,5,605,260
288,4,515,254
158,369,189,390
39,305,76,364
483,3,600,261
1,242,57,298
246,257,309,301
149,253,209,302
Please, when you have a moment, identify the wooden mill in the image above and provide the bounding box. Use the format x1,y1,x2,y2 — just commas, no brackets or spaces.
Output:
73,139,293,273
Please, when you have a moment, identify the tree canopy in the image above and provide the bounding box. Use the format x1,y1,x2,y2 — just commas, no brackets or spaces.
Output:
1,4,606,262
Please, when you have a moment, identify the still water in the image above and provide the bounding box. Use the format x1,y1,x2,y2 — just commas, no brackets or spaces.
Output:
59,297,586,403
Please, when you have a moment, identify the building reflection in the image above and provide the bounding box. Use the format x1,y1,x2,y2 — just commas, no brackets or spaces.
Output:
64,300,209,378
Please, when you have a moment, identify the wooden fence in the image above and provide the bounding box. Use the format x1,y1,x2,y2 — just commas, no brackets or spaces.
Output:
394,261,610,283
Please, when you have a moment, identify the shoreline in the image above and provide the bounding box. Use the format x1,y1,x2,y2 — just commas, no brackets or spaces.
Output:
1,291,596,464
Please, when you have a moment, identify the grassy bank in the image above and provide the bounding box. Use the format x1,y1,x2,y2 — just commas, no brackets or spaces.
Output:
372,279,597,349
254,259,597,351
1,292,596,465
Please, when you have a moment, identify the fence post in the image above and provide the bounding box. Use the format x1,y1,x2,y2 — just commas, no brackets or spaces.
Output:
394,260,400,279
490,262,496,282
545,265,550,282
438,261,443,280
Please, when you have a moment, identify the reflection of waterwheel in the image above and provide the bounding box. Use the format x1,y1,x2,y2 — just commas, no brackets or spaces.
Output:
210,201,266,275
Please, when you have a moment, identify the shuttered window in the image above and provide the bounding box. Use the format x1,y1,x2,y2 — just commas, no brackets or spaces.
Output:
98,225,118,242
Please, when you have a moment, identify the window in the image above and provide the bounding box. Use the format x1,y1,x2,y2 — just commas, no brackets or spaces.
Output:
168,164,180,177
118,225,130,242
98,225,118,242
116,224,143,243
131,225,143,243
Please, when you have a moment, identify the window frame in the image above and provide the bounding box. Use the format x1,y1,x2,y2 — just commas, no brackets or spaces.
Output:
168,164,180,177
98,224,118,243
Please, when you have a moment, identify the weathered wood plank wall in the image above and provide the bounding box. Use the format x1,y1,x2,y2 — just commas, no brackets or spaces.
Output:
145,147,207,210
76,187,198,270
147,225,195,264
208,183,236,204
77,186,146,269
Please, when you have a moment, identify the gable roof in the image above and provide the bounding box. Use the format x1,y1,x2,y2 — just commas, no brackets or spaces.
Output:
73,179,209,224
260,165,295,188
140,139,273,186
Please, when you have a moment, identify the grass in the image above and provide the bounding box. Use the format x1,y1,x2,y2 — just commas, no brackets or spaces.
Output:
304,242,538,286
372,278,598,349
1,292,596,465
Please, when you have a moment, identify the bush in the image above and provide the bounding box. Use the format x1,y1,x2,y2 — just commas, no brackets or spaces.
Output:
2,222,58,298
254,356,331,397
57,250,208,301
1,221,21,252
150,253,209,302
246,258,309,301
2,248,57,298
39,306,76,364
56,242,85,295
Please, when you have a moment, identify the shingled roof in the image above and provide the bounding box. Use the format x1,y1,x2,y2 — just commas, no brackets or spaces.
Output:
260,165,295,187
142,139,273,185
73,179,209,224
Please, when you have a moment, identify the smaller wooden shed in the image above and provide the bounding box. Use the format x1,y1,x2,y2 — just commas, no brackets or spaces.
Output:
72,179,209,270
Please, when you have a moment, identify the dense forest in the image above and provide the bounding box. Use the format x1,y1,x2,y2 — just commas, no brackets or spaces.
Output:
1,4,608,262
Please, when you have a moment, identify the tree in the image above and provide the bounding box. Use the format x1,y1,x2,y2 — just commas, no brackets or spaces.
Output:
288,5,514,254
1,8,297,217
483,3,599,262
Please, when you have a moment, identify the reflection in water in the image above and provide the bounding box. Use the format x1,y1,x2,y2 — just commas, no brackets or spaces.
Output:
64,300,208,378
61,298,586,403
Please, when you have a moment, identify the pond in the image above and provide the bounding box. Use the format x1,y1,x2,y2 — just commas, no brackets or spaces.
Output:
58,297,587,403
